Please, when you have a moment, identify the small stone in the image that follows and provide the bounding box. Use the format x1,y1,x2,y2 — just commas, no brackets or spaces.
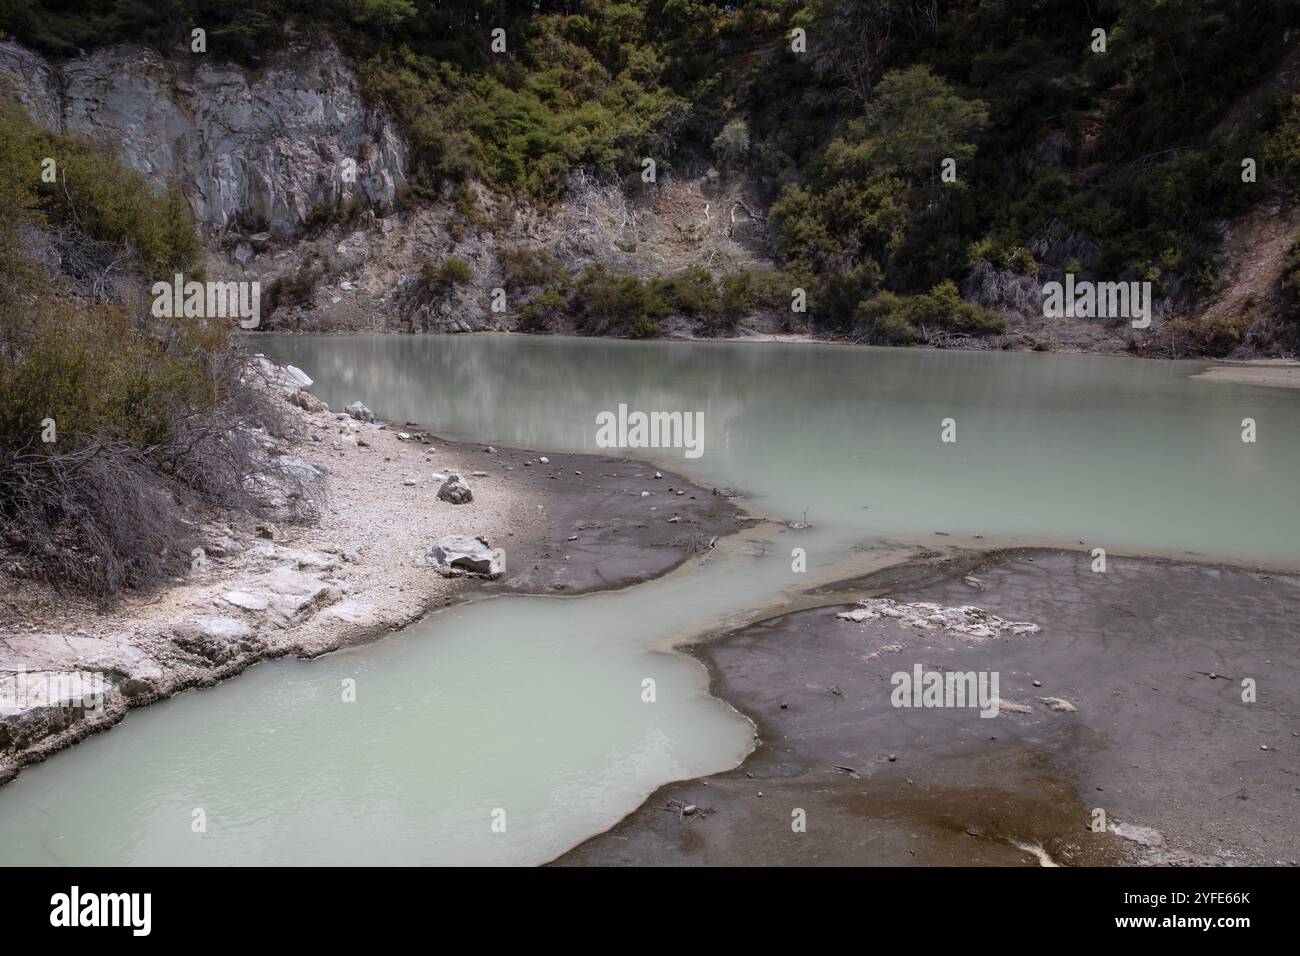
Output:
1038,696,1077,713
117,677,156,698
539,456,550,464
437,474,473,504
345,401,374,423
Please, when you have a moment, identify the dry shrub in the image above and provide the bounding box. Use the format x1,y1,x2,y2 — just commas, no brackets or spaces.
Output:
0,302,323,597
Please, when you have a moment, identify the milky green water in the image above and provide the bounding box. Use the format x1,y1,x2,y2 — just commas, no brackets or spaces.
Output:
1,337,1296,865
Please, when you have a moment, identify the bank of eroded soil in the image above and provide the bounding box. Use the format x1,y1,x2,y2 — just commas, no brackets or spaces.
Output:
557,549,1300,867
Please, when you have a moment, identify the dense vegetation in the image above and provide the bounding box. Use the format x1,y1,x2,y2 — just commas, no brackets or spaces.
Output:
5,0,1300,348
6,1,1300,344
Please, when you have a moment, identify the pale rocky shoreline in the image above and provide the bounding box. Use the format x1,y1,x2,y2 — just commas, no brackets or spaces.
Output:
1191,359,1300,390
0,359,744,786
0,363,541,783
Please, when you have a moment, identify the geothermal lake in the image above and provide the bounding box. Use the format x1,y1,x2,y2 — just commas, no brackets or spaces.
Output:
1,337,1297,864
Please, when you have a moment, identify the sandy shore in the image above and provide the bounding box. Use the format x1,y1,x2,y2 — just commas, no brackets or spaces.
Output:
556,548,1300,867
0,371,744,785
1192,360,1300,390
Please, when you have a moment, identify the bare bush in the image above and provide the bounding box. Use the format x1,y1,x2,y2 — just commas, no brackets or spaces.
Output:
0,344,327,598
0,442,195,597
962,260,1041,321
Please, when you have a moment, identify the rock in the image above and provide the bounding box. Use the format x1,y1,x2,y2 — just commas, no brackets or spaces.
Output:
324,601,376,625
836,599,1040,640
539,456,550,464
223,590,270,612
277,457,327,483
0,40,408,235
425,535,505,579
345,401,375,423
171,616,257,663
1109,822,1165,848
1038,696,1077,712
437,474,473,504
289,389,328,413
283,365,313,389
997,699,1035,715
0,669,112,717
0,633,158,678
252,568,341,625
117,677,156,698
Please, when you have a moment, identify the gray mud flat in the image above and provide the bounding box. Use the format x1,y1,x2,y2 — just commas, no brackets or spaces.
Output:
438,440,746,596
556,550,1299,867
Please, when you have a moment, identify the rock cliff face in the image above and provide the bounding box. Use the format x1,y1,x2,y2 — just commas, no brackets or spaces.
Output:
0,39,406,239
0,38,776,336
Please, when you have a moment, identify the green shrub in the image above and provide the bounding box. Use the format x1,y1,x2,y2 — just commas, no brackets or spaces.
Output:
857,291,917,344
499,245,568,293
908,280,1006,334
857,282,1004,343
518,288,567,333
421,256,472,290
0,99,200,278
627,314,662,339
